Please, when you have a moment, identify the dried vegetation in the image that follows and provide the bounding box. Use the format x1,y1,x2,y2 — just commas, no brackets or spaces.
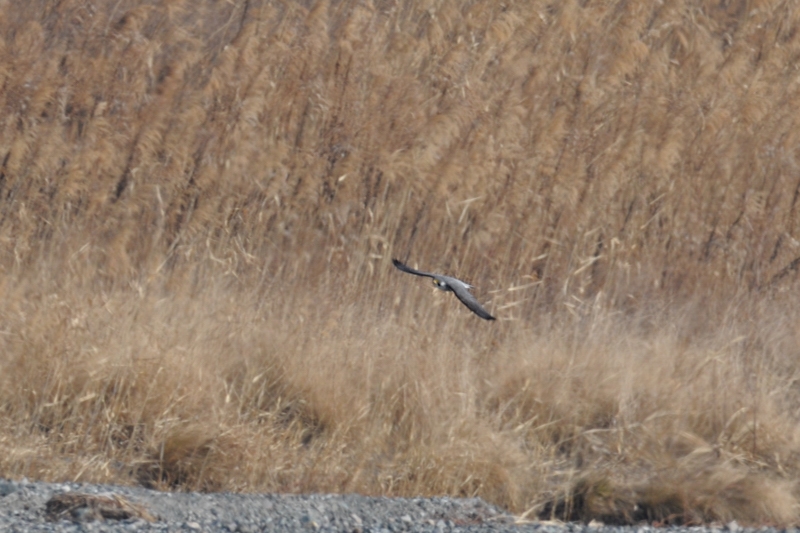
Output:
2,0,800,525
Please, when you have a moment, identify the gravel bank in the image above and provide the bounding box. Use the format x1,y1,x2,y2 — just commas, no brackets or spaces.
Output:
0,478,789,533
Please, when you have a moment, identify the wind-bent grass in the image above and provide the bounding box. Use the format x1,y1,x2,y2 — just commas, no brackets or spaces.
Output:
1,0,800,525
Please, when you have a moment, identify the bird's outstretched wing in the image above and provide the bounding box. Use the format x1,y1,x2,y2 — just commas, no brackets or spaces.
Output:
392,258,496,321
392,258,439,279
449,283,496,320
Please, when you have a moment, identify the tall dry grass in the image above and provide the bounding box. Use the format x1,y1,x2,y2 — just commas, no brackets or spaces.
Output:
1,0,800,525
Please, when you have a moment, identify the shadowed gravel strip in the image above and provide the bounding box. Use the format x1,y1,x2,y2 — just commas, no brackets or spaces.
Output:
0,479,789,533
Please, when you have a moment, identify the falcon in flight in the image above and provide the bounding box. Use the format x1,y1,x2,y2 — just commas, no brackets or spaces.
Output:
392,258,495,320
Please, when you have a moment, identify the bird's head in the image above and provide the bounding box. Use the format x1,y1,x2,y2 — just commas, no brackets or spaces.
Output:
432,279,450,291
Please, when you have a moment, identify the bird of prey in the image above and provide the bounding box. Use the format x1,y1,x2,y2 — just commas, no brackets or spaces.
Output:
392,258,495,320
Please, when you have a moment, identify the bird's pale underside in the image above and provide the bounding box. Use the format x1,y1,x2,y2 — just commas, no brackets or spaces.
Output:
392,258,495,320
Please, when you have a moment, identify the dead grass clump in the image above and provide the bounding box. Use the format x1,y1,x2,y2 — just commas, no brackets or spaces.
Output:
482,307,800,524
640,464,796,526
136,423,232,491
539,464,796,526
379,426,531,509
533,436,798,525
538,473,638,525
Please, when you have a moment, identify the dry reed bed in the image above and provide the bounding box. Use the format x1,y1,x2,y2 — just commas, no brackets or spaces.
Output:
1,0,800,525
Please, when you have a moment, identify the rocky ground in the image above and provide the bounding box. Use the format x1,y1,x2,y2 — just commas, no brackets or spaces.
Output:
0,478,792,533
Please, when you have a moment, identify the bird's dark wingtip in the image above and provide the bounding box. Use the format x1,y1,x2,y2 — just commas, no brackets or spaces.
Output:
392,258,410,271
